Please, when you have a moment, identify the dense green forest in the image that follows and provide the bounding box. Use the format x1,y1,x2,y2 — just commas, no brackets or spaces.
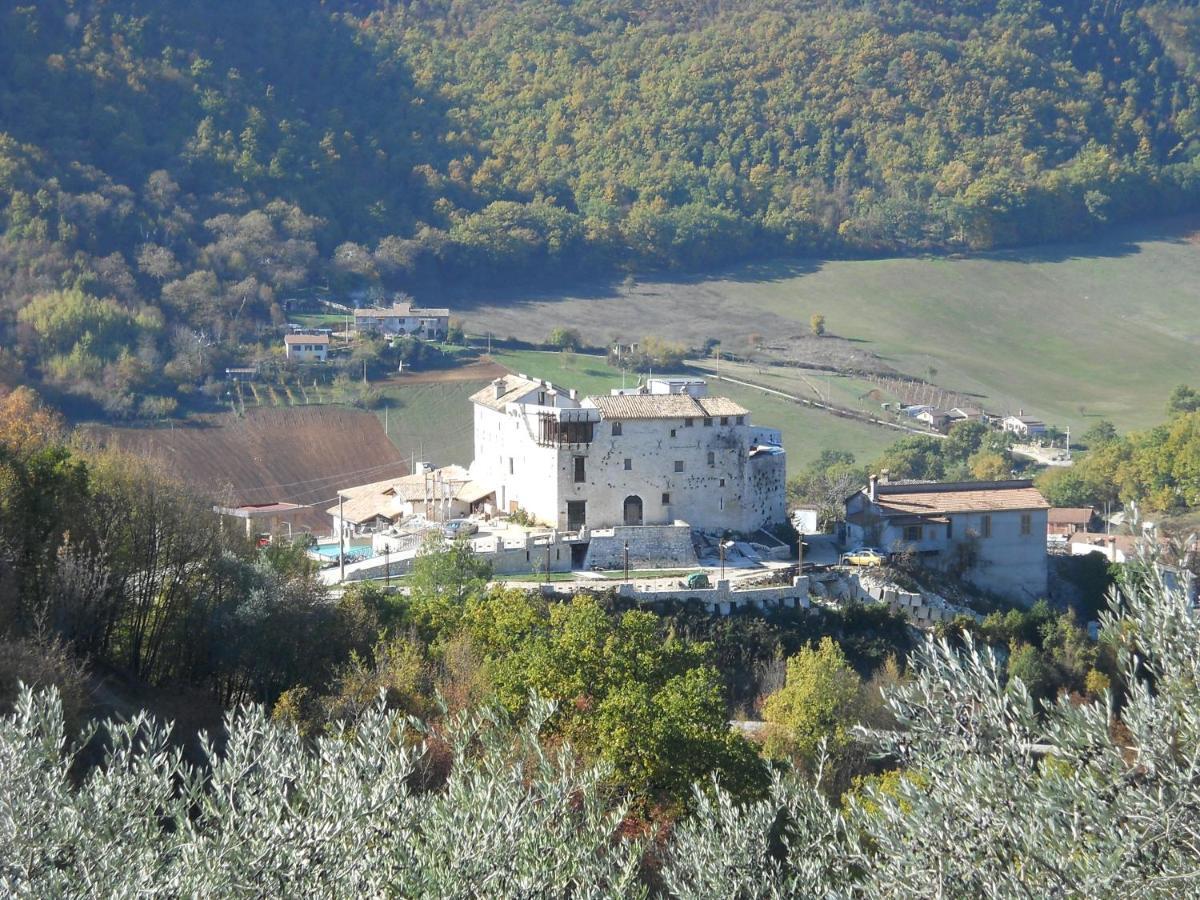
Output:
4,0,1200,413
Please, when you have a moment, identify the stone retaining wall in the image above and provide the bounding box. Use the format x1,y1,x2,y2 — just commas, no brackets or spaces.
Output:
582,523,699,570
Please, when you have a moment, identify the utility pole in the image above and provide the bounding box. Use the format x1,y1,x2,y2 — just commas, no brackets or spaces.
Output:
623,540,629,582
385,544,390,588
384,404,388,436
338,491,345,583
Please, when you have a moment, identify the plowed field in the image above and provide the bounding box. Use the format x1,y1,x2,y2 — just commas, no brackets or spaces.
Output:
84,406,408,534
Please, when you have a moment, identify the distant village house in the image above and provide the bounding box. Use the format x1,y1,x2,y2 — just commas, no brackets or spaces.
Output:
284,333,329,362
1047,507,1095,537
353,301,450,340
1002,413,1047,438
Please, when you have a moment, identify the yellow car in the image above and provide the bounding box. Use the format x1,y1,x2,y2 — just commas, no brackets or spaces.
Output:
841,548,888,566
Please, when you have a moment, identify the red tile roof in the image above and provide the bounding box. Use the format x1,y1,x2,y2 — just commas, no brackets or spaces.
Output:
873,480,1050,516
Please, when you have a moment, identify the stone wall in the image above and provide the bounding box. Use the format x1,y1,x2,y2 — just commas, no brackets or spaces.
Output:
582,523,698,570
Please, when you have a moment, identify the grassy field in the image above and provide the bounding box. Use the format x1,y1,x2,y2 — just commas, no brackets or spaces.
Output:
372,380,488,468
460,216,1200,435
491,349,899,474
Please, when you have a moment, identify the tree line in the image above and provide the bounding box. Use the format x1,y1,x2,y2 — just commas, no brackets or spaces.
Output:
5,1,1200,414
4,556,1196,895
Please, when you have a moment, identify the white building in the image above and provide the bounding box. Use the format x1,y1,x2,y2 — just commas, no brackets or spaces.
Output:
468,375,786,535
1001,413,1047,438
284,333,329,361
353,302,450,339
845,476,1050,604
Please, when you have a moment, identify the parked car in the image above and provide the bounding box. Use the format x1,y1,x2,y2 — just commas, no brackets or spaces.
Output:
442,519,479,539
841,547,888,566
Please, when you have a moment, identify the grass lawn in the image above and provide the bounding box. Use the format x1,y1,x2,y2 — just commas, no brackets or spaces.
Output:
460,216,1200,435
491,349,898,474
291,313,350,328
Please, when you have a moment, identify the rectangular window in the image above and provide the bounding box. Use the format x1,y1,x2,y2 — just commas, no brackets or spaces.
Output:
674,460,684,473
736,416,745,425
981,515,992,538
509,457,514,475
904,525,923,542
720,416,729,425
719,478,726,487
661,492,671,505
670,428,677,438
719,497,725,511
573,456,585,483
612,421,622,436
567,501,586,530
684,418,694,428
707,451,715,466
1020,513,1032,536
703,417,713,427
623,458,632,471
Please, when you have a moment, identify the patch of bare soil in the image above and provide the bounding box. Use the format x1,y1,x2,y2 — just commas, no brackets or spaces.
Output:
391,359,508,384
459,286,893,376
80,406,407,533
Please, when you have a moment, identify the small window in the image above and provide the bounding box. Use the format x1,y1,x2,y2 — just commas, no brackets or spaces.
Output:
612,421,622,436
509,457,514,475
670,428,677,438
574,456,586,483
981,514,992,538
623,458,632,471
736,416,745,425
904,525,923,542
685,418,694,427
719,497,725,511
720,416,729,426
719,478,726,487
707,451,715,466
674,460,684,473
703,417,713,427
661,492,671,505
1020,513,1032,536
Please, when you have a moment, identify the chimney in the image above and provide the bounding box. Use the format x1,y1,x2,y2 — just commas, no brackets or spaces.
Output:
880,468,890,484
868,473,878,502
492,378,507,400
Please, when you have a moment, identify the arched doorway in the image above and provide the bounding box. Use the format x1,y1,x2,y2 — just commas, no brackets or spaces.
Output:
623,495,643,526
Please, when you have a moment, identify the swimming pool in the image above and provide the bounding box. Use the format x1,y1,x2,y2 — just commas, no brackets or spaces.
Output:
312,543,373,561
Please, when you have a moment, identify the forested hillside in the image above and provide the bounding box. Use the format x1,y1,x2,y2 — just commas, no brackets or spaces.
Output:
3,0,1200,412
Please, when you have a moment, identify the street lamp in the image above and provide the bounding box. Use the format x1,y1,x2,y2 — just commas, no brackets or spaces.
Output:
719,538,735,581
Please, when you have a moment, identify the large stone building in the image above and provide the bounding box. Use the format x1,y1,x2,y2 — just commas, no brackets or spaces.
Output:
844,476,1050,604
468,375,787,535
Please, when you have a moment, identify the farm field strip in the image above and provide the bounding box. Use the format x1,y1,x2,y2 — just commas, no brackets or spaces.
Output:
458,217,1200,434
